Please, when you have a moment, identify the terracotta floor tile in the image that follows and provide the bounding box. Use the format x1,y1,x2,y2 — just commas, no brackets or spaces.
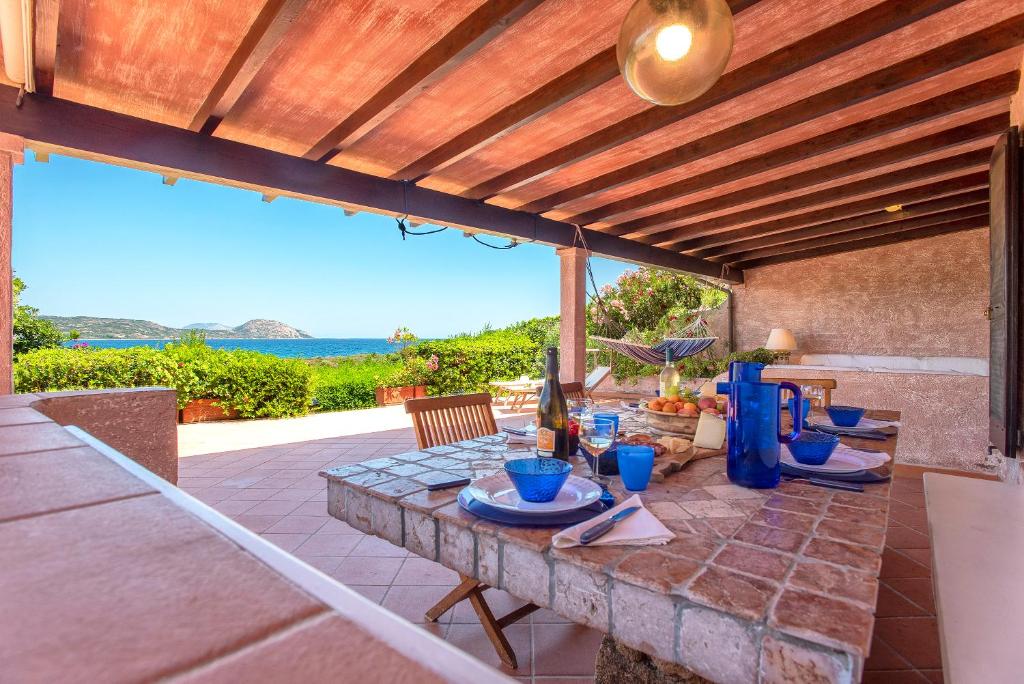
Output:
225,488,281,501
349,534,409,557
532,607,573,624
885,524,931,550
259,532,311,552
895,547,933,568
345,584,388,604
891,477,925,495
244,499,305,516
919,669,944,682
190,487,237,504
329,556,404,585
267,488,319,502
874,617,943,670
445,623,532,676
890,491,926,509
0,422,84,456
862,670,929,683
880,548,931,579
884,578,936,614
875,583,928,618
381,584,458,623
211,499,260,515
231,514,285,533
451,588,527,623
294,533,363,557
864,635,914,671
300,555,345,574
394,557,461,585
291,500,330,516
533,623,604,676
316,517,360,534
265,515,328,534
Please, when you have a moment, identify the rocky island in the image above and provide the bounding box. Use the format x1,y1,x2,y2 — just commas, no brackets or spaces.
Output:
42,316,313,339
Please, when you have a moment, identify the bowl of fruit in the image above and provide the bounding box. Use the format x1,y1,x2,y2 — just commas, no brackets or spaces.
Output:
641,390,727,435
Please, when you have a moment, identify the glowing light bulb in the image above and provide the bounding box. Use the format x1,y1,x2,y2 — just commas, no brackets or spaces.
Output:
655,24,693,61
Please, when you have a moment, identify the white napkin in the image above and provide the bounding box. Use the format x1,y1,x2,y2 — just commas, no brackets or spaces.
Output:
552,494,675,548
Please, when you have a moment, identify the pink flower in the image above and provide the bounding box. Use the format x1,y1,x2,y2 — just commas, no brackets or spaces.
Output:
426,354,439,372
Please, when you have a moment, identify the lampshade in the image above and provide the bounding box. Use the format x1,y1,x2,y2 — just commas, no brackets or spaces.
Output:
765,328,798,352
617,0,734,106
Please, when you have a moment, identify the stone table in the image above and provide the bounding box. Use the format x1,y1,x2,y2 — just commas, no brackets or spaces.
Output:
321,409,900,683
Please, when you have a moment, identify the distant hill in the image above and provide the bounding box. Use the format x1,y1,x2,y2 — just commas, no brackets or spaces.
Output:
183,322,233,331
43,316,313,339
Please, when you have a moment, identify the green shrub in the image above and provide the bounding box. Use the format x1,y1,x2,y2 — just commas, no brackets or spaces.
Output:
309,356,402,411
412,331,537,395
14,339,312,419
501,316,559,376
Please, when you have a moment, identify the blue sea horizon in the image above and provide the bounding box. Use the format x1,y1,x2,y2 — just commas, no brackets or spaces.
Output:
65,338,409,359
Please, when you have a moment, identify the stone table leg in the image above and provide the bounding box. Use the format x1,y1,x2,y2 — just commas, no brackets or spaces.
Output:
595,636,710,684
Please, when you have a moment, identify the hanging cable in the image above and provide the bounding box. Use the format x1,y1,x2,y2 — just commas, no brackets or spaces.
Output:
395,216,447,240
471,234,518,250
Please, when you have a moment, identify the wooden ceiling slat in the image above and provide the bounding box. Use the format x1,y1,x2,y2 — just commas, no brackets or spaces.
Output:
393,0,762,183
662,173,989,251
187,0,308,134
693,188,990,258
549,73,1015,222
460,0,972,201
391,48,620,182
612,118,1002,238
33,0,61,96
723,204,989,262
650,165,990,248
302,0,545,163
731,214,989,269
0,82,740,283
550,66,1019,222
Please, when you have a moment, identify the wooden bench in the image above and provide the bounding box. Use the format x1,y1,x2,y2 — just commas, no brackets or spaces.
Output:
924,473,1024,683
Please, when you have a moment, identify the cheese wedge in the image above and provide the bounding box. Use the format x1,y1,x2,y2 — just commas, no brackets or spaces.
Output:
657,435,692,455
692,412,726,450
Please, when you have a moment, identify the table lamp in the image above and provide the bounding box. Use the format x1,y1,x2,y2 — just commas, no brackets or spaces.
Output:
765,328,797,364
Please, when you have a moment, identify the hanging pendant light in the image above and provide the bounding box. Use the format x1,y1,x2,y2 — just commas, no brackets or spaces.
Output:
617,0,734,106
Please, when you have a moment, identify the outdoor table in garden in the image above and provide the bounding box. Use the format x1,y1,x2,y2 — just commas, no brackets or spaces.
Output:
320,407,900,682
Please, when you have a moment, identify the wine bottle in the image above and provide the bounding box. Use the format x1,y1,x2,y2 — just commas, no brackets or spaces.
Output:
536,347,570,461
659,349,680,397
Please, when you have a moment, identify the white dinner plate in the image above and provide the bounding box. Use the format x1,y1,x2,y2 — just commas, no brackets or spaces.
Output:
807,415,900,430
782,444,890,474
465,472,602,515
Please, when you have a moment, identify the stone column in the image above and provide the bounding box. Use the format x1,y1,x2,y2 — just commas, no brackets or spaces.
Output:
557,246,587,383
0,135,23,395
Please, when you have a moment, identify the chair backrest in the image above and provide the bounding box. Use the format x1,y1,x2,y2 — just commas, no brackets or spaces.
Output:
761,375,837,407
560,382,587,402
404,392,499,449
584,366,611,393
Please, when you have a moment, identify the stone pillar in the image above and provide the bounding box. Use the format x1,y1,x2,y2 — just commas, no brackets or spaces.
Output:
0,136,22,395
557,247,587,383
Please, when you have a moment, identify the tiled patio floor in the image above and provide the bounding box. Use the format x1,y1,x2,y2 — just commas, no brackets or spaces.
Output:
179,422,602,682
179,415,940,683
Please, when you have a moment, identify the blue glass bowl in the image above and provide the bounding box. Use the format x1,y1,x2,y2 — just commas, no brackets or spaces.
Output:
826,405,866,427
504,458,572,503
786,432,840,465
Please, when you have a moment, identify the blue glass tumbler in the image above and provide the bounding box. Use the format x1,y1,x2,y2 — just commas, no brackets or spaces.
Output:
617,445,655,491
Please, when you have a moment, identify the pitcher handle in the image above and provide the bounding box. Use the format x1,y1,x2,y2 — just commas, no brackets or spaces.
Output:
778,382,802,444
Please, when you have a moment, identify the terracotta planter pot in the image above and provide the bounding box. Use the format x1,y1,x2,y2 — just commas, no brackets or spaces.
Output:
375,385,427,406
180,399,240,424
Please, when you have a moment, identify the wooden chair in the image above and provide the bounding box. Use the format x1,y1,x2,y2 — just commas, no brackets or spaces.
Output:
404,392,499,449
403,392,537,668
761,376,836,407
561,381,585,402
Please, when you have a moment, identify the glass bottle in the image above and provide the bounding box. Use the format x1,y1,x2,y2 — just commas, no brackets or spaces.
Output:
659,349,680,397
536,347,570,461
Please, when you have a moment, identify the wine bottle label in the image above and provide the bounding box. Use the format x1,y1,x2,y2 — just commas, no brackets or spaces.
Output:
536,427,555,454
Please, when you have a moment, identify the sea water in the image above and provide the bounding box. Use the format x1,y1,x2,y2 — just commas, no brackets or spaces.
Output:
65,338,410,359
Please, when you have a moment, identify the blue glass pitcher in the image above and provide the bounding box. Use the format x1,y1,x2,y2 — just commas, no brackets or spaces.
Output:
722,378,802,489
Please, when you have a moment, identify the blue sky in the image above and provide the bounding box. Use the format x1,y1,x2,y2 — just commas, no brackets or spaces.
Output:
12,152,632,338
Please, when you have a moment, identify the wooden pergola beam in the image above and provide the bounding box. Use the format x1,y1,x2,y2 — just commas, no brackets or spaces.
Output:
552,70,1018,222
615,122,1000,239
731,214,989,270
661,173,988,251
0,85,740,283
188,0,308,134
303,0,544,163
723,204,989,263
33,0,61,96
693,188,990,258
394,0,763,183
463,0,979,200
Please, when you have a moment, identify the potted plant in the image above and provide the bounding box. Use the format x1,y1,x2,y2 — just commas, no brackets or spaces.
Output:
375,354,438,406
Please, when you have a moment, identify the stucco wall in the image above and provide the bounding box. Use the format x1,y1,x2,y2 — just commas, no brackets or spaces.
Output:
733,229,992,473
732,228,989,357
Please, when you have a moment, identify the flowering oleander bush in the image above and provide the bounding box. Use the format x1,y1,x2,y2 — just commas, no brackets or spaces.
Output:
412,331,537,395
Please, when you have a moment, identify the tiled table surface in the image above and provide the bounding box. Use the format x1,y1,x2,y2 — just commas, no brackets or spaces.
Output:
322,409,900,683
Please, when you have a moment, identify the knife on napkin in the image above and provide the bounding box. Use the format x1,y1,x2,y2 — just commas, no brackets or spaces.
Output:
580,506,640,544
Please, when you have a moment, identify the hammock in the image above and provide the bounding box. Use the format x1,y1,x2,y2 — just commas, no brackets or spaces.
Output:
591,336,717,366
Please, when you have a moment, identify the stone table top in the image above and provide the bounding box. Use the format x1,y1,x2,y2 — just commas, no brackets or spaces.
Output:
321,409,900,683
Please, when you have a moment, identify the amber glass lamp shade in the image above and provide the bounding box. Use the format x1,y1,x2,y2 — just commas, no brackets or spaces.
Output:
617,0,734,106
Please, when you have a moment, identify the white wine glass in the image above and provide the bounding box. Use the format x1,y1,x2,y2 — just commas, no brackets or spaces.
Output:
579,418,615,485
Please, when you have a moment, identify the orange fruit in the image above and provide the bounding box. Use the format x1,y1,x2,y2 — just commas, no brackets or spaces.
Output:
682,402,698,412
649,399,664,411
661,403,677,413
667,394,681,403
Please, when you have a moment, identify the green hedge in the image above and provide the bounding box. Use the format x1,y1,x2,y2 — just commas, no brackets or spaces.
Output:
14,342,313,419
309,356,402,411
412,331,538,395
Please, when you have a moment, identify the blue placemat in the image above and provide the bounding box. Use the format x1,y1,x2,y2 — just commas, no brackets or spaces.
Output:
457,488,606,527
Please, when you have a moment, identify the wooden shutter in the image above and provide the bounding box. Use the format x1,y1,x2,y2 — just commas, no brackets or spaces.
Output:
989,127,1022,459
